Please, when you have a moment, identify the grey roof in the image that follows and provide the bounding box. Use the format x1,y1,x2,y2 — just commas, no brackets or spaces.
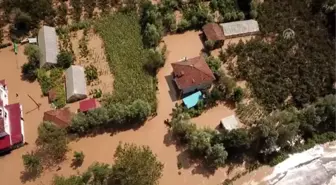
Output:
220,20,260,37
65,65,87,101
38,26,59,67
220,115,239,131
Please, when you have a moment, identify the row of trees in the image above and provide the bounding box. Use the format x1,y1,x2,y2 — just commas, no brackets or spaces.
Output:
51,143,163,185
69,99,151,134
169,94,336,168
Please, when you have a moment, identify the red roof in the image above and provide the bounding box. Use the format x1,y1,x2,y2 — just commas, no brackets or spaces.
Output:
171,56,215,90
79,98,98,112
5,103,23,145
0,135,11,150
43,108,73,128
202,23,225,41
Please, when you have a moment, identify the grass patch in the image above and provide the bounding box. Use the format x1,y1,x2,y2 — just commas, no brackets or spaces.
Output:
95,13,156,109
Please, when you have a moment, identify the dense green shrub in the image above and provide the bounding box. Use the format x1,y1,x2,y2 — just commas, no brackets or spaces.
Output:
22,151,42,177
205,144,228,168
69,99,151,134
145,49,165,74
73,151,85,166
57,51,74,69
22,44,40,81
204,40,215,50
85,65,98,85
232,87,244,102
36,121,68,162
206,56,221,73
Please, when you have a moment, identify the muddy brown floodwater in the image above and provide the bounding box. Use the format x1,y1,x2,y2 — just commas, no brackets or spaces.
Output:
0,31,269,185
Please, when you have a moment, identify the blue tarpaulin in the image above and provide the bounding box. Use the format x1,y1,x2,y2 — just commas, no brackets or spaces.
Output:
183,91,202,109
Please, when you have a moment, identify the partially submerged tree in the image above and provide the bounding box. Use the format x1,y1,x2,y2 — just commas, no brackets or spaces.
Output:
22,151,42,177
108,143,164,185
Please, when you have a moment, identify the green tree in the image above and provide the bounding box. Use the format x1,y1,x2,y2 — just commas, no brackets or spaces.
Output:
108,143,164,185
187,129,213,155
129,99,152,122
143,23,161,47
205,144,228,168
24,44,40,64
206,56,221,72
177,18,190,32
216,71,236,99
57,51,74,69
222,128,251,154
233,87,244,102
52,175,84,185
88,163,112,184
170,113,196,142
22,152,42,177
36,121,68,162
73,151,85,166
145,49,165,74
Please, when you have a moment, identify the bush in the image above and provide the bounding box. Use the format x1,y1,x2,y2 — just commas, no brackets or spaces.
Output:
145,49,165,74
206,56,221,73
187,129,213,155
109,143,164,185
57,51,74,69
204,40,215,50
237,12,245,20
91,88,102,98
143,23,162,48
85,65,98,85
216,71,236,99
73,151,85,166
22,62,38,81
249,10,258,19
22,152,42,177
232,87,244,102
205,144,228,169
177,19,190,32
24,44,40,63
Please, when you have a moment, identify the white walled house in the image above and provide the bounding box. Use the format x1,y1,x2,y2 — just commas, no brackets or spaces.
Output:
0,80,25,153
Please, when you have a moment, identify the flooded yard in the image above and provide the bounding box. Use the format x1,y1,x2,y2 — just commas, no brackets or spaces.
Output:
0,31,270,185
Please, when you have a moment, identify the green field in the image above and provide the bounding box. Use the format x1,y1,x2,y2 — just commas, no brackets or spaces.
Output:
95,13,156,109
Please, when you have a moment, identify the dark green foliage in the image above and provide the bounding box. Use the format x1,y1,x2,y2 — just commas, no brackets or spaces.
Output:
57,2,68,25
85,65,98,85
204,40,215,50
22,44,40,81
226,0,336,111
145,49,165,74
232,87,244,102
182,3,213,29
84,0,96,18
108,143,164,185
2,0,56,32
205,144,228,168
57,51,74,69
71,0,83,22
36,121,68,162
206,56,221,73
187,129,213,155
69,99,151,134
177,18,191,32
214,71,236,100
73,151,85,166
52,143,163,185
22,152,42,177
97,0,111,14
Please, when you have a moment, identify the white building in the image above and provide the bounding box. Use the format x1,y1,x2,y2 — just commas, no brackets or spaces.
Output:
38,26,59,68
0,80,25,152
65,65,87,103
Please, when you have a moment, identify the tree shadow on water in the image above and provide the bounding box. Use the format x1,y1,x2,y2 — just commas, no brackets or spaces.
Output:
20,170,41,184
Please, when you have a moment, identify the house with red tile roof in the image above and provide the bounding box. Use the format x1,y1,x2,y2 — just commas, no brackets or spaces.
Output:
0,80,25,153
43,108,74,128
171,56,216,95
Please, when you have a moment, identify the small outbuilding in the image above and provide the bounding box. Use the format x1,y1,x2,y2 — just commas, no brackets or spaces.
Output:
220,20,260,38
79,98,99,112
220,115,240,131
202,23,225,42
172,56,215,95
65,65,87,103
43,108,73,128
38,26,59,68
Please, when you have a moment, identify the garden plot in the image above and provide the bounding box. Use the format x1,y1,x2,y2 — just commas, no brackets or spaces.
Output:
70,29,114,99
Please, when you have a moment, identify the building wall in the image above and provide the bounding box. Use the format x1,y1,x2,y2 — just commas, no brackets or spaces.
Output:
20,105,25,143
181,82,212,94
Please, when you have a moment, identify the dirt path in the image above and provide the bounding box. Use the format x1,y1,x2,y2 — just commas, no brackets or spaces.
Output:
0,31,257,185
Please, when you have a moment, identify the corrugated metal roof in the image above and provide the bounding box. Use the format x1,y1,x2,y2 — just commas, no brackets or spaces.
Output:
220,20,260,37
38,26,59,67
220,115,239,131
65,65,87,102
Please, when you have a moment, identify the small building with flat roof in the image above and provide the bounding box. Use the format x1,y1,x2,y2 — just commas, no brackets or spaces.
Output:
38,26,59,68
220,20,260,38
220,115,240,131
65,65,87,103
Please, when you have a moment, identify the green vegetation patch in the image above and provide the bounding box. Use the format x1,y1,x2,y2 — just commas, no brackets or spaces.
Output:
95,13,156,109
227,0,335,111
